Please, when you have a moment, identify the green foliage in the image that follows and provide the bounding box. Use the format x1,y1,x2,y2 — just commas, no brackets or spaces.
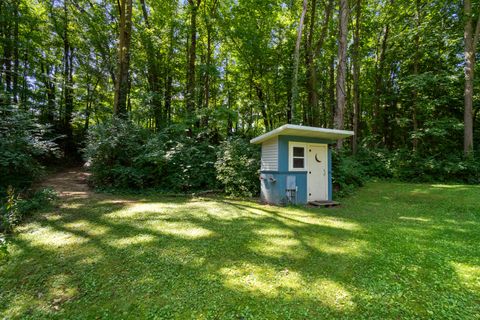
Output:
0,187,19,234
215,138,261,197
331,150,366,197
0,187,58,234
85,120,219,192
0,235,8,264
84,118,151,189
0,106,59,193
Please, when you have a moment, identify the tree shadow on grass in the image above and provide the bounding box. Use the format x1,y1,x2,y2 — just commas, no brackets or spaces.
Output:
1,185,479,319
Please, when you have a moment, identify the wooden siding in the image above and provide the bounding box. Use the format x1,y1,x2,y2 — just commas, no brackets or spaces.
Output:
261,137,278,171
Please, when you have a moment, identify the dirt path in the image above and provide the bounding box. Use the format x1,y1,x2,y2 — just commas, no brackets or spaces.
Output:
39,167,92,199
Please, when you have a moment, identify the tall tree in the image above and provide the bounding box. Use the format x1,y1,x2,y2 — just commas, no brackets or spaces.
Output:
291,0,308,124
186,0,201,117
304,0,333,127
351,0,361,153
463,0,480,156
113,0,133,117
334,0,349,148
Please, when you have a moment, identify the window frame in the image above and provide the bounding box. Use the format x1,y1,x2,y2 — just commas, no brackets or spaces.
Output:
288,142,307,171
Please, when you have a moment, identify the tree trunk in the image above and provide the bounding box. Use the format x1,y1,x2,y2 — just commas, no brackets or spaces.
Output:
463,0,480,156
139,0,163,131
334,0,349,149
113,0,133,117
13,0,19,104
291,0,308,124
373,24,389,138
63,0,74,156
329,55,335,127
352,0,361,154
186,0,201,116
305,0,333,127
412,0,420,151
304,0,317,126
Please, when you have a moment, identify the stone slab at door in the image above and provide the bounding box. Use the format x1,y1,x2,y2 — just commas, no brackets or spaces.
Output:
307,144,328,201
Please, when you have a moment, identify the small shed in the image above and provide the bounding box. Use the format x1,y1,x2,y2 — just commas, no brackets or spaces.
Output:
250,124,354,206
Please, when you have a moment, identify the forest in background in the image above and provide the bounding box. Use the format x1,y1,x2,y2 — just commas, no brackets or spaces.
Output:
1,0,480,198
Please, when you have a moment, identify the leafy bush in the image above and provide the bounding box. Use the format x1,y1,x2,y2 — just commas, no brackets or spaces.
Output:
85,120,219,192
0,105,59,194
0,235,8,264
331,150,366,197
0,187,19,234
84,118,151,189
0,187,58,234
215,138,260,197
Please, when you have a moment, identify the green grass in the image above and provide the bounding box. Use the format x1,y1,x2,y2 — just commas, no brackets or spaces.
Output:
1,182,480,319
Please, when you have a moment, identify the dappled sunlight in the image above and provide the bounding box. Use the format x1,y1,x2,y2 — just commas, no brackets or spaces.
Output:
59,202,84,209
64,220,111,237
254,227,295,237
2,292,39,319
310,238,368,257
147,221,214,239
46,273,78,311
310,278,356,311
3,181,480,318
430,184,469,189
108,234,156,248
451,262,480,291
399,216,431,222
19,222,88,248
250,236,304,258
274,212,362,231
219,263,303,297
104,202,178,218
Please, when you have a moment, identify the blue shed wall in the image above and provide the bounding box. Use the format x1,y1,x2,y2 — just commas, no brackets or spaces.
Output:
259,134,334,205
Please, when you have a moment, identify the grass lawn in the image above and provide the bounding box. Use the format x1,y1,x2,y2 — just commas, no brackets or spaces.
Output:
1,181,480,319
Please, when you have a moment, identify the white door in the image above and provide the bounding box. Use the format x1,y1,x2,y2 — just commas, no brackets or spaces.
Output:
307,144,328,201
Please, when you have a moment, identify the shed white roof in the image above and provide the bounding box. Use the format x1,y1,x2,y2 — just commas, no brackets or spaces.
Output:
250,124,354,144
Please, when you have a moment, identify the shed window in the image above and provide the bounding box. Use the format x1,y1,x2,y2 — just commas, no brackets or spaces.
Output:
292,146,305,169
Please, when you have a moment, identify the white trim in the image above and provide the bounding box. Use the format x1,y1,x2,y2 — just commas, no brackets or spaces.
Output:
288,142,307,171
250,124,354,144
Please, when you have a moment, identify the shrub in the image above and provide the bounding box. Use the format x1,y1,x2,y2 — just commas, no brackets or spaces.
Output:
0,235,8,264
85,121,219,192
0,187,58,234
215,138,260,197
161,134,218,191
0,105,59,194
0,187,19,234
331,150,366,197
84,118,151,189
